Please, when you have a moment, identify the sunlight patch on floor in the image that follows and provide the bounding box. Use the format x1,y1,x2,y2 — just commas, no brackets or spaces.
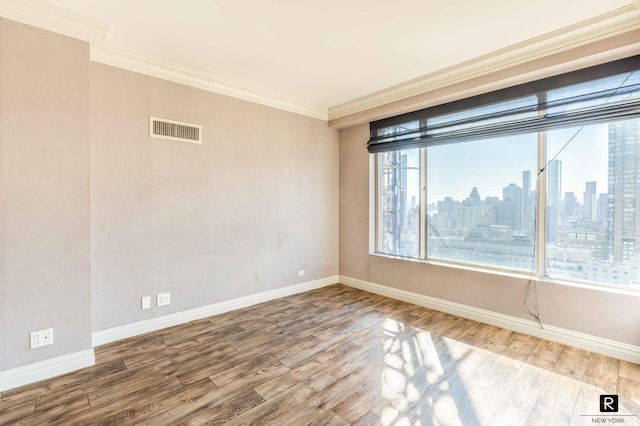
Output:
378,318,639,425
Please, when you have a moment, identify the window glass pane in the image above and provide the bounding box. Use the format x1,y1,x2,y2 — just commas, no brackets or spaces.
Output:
546,119,640,290
377,149,420,257
426,134,537,270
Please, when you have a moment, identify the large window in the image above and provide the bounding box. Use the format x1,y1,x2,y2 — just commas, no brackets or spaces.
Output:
370,56,640,290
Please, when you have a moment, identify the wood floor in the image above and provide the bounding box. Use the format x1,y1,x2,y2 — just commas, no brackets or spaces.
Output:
1,284,639,425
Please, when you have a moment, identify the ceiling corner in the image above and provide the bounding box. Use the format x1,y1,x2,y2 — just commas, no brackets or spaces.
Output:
0,0,108,48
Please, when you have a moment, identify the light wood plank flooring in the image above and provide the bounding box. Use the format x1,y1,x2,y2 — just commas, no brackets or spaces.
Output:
1,284,639,425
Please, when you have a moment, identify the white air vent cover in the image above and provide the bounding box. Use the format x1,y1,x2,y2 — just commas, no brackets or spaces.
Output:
150,117,202,144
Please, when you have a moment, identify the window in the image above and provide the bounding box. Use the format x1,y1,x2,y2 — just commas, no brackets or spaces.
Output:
545,123,611,282
427,134,536,271
369,56,640,290
376,148,420,257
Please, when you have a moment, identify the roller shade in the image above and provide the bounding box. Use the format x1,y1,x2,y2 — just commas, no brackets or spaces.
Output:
368,56,640,153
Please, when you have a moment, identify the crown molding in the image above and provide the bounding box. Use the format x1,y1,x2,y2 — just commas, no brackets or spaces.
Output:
328,0,640,122
90,45,328,120
204,71,328,120
2,1,639,124
0,0,328,121
90,45,212,92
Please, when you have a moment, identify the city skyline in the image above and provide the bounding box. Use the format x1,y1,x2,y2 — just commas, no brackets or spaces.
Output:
421,124,608,203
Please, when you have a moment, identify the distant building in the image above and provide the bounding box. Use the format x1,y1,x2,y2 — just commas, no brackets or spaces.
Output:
563,191,578,225
583,181,597,221
608,119,640,262
522,170,531,203
597,193,608,223
556,226,608,261
502,183,523,231
546,159,562,242
522,170,535,236
465,187,481,207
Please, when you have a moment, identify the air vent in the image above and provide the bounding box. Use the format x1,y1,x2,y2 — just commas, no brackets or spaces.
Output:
150,117,202,144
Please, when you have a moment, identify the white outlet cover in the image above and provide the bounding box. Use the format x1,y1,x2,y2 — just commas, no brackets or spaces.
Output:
30,328,53,349
298,270,305,277
141,296,151,310
157,292,171,307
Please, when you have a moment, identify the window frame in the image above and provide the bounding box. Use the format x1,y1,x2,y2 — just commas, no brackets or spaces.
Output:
369,56,640,292
373,148,424,260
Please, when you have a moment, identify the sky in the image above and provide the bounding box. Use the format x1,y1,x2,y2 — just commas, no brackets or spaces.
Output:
410,123,609,204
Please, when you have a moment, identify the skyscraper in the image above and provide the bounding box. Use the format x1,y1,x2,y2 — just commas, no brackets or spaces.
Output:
522,170,534,236
583,181,597,221
608,119,640,262
466,187,481,207
564,192,577,217
503,183,523,231
522,170,531,203
547,160,562,212
597,193,608,223
546,159,562,242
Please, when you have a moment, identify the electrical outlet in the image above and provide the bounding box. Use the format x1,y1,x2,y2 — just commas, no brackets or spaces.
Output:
30,328,53,349
141,296,151,310
157,292,171,307
298,270,305,277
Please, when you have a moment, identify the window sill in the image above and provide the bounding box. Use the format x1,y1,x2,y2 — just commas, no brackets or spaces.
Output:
369,251,640,297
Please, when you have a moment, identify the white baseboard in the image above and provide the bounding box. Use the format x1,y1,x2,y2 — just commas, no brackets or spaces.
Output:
92,275,339,347
339,275,640,364
0,349,95,392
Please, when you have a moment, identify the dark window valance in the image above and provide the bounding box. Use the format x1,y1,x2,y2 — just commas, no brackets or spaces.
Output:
368,56,640,153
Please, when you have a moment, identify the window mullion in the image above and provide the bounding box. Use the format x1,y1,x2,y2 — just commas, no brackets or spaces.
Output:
536,132,547,278
420,147,427,259
372,154,380,254
536,89,547,278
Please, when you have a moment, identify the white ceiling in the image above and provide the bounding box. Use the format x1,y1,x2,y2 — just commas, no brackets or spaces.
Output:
1,0,638,120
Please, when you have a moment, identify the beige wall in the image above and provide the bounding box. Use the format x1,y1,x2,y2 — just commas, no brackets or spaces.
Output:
0,18,339,372
0,22,4,370
339,123,640,347
90,63,339,331
0,19,91,369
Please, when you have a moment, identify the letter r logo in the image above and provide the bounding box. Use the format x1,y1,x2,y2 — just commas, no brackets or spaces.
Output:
600,394,618,412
